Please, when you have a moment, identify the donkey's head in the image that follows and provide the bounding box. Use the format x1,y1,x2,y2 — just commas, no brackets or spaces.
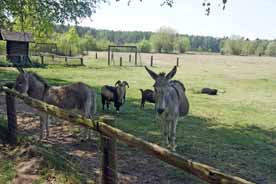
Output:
145,66,177,114
14,70,29,94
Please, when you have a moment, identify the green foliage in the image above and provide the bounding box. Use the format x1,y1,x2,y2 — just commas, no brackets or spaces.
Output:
0,41,6,55
1,0,105,41
79,33,97,54
221,37,274,57
96,39,113,51
0,160,16,183
56,27,81,56
175,36,190,53
241,40,254,56
150,26,177,53
138,39,152,53
265,41,276,57
221,38,242,55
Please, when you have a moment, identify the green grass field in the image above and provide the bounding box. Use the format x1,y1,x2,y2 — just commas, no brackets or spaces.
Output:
1,53,276,183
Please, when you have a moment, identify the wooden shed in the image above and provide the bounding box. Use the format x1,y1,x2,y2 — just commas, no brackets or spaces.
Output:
0,29,33,66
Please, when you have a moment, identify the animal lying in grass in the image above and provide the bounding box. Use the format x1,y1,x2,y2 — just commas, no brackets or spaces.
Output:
139,89,155,109
14,69,97,140
145,66,189,151
201,88,218,95
101,80,129,113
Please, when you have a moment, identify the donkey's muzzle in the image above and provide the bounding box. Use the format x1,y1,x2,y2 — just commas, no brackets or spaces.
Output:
157,108,165,114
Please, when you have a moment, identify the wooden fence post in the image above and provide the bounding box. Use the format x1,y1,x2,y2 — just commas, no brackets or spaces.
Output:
100,116,117,184
129,54,131,62
5,91,17,145
111,52,114,61
150,56,153,67
96,52,98,60
40,55,44,65
80,57,84,65
120,57,122,67
135,51,137,66
65,56,68,64
176,57,179,67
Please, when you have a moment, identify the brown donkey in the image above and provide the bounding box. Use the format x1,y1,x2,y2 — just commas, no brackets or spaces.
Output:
145,66,189,151
14,71,97,140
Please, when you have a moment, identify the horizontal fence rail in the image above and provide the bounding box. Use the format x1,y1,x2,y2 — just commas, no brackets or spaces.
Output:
1,86,254,184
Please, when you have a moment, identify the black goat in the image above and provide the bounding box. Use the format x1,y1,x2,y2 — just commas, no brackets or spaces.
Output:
101,80,129,112
139,89,155,109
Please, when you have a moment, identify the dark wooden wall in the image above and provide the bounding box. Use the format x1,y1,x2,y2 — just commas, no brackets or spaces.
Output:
7,41,29,56
6,41,31,66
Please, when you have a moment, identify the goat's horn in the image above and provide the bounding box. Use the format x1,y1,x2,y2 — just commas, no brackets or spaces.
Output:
123,81,129,88
115,80,121,86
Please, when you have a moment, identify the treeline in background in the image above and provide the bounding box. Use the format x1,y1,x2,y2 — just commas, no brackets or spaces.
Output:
1,25,276,57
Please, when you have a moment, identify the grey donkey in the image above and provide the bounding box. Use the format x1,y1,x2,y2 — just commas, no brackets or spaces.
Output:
14,70,97,140
145,66,189,151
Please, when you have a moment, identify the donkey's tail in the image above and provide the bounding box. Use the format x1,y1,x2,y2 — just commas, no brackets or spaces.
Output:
139,89,144,93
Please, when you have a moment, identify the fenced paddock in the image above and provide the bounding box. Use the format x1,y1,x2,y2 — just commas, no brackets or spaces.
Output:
0,87,254,184
0,54,276,183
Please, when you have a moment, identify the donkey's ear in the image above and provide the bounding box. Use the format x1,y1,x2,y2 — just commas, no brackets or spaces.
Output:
145,66,158,80
166,66,177,80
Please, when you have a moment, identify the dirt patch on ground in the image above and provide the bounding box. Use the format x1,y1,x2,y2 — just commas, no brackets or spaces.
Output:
0,95,188,184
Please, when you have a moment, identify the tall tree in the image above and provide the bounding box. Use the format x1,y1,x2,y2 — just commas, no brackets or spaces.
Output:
1,0,105,39
150,26,177,53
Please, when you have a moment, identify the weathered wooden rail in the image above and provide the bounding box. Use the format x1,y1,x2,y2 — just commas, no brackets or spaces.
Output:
0,86,254,184
37,54,84,66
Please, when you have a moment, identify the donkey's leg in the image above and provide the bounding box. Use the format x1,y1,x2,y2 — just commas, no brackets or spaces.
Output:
161,119,169,147
84,98,92,140
170,119,178,152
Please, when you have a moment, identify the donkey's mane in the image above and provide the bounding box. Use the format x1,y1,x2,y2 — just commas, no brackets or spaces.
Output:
30,72,50,89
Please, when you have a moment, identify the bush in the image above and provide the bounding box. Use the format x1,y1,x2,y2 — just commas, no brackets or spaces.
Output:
138,40,152,53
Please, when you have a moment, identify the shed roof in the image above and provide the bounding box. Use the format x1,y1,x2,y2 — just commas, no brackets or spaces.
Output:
0,30,33,42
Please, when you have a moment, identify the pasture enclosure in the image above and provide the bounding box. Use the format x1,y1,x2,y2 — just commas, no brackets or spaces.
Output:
1,87,254,184
108,45,138,66
0,53,276,183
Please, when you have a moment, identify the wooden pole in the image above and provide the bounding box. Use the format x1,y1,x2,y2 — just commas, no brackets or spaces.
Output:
0,87,255,184
108,48,111,66
129,54,131,62
5,92,17,145
80,58,84,66
96,52,98,60
120,57,122,67
111,52,114,61
135,51,137,66
100,116,117,184
65,56,68,64
40,55,44,65
176,57,179,67
150,56,153,67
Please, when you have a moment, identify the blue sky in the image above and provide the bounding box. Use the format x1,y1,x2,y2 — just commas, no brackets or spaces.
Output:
79,0,276,40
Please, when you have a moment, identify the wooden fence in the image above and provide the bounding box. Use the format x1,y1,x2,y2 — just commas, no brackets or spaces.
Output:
0,86,254,184
0,54,84,66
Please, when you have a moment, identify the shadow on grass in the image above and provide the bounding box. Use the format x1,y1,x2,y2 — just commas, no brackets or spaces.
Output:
1,67,275,183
